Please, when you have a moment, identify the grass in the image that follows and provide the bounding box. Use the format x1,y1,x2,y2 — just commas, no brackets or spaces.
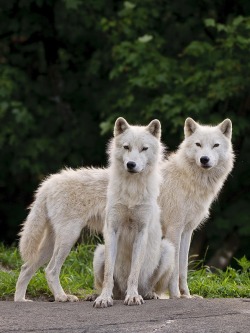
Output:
188,256,250,298
0,243,249,300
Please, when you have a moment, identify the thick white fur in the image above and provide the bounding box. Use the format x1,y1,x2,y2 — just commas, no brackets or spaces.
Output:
159,117,234,298
14,118,234,302
93,117,174,307
15,168,108,302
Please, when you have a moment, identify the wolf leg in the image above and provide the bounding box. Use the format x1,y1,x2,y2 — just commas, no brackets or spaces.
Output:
93,244,105,291
179,228,193,298
124,224,148,306
150,239,175,298
91,244,122,302
45,224,81,302
167,227,182,299
179,228,203,298
85,244,105,302
15,229,54,301
93,226,118,308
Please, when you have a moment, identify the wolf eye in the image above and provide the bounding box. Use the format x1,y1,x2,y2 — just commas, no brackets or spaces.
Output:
213,143,220,148
123,145,129,150
142,147,148,151
195,143,201,147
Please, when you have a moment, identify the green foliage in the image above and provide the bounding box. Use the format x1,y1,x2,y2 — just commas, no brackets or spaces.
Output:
101,4,250,136
0,0,110,242
0,0,249,260
0,243,22,269
188,256,250,298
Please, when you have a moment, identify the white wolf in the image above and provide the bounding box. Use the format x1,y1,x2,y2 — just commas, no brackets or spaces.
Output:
159,117,234,298
93,117,174,307
14,117,233,302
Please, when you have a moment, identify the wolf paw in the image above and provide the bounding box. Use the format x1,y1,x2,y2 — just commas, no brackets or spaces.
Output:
124,294,145,305
143,292,159,300
180,294,203,299
67,294,79,302
93,296,113,308
55,294,79,302
85,293,99,302
14,298,33,302
169,294,181,299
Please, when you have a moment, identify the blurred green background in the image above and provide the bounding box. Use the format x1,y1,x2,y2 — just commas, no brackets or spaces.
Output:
0,0,249,266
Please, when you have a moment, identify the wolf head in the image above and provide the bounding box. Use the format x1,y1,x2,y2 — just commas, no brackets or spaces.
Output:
181,117,233,170
109,117,163,174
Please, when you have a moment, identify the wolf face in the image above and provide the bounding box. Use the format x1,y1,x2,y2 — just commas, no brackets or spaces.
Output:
183,117,232,170
110,117,162,174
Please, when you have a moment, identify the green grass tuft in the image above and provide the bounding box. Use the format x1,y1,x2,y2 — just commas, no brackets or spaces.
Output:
188,256,250,298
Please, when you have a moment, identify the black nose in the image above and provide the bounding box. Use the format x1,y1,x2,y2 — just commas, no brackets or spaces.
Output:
200,156,210,165
127,161,136,170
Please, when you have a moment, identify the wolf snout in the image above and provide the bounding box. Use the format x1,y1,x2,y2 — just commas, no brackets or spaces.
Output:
127,161,136,171
200,156,210,168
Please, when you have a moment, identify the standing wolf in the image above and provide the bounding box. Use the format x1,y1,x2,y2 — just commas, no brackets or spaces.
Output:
15,117,233,302
93,117,174,307
159,117,234,298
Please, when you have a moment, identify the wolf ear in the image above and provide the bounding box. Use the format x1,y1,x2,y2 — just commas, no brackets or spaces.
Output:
114,117,130,136
184,118,198,137
218,119,232,139
146,119,161,139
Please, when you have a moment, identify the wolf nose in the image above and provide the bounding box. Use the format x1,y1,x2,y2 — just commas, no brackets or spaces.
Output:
200,156,210,165
127,161,136,170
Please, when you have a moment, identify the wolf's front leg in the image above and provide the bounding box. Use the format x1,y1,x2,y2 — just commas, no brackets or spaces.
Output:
93,227,118,308
124,225,148,306
179,228,202,299
167,228,182,299
179,228,193,298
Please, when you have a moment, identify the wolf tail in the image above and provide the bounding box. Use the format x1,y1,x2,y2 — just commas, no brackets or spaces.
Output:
19,193,48,262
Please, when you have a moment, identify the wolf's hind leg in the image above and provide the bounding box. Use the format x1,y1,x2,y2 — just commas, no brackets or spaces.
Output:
85,244,105,302
93,244,105,291
15,228,54,301
153,239,175,298
92,244,122,303
143,291,159,300
45,223,82,302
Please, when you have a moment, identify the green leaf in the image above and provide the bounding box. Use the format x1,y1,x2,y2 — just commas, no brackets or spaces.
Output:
63,0,82,10
124,1,136,10
232,16,244,27
217,23,228,32
204,18,216,27
138,35,153,43
184,41,213,56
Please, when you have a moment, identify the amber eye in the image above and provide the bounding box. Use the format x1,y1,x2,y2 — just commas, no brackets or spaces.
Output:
213,143,220,148
123,145,129,150
195,143,201,147
142,147,148,151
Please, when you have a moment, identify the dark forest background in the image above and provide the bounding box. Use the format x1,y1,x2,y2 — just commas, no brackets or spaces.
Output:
0,0,249,268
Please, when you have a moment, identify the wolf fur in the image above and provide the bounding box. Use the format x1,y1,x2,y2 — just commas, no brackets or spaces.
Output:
14,117,233,302
93,117,174,307
159,117,234,298
15,168,108,302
